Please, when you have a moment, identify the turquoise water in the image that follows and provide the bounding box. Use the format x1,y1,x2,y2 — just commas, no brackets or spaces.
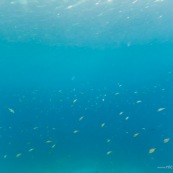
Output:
1,1,173,173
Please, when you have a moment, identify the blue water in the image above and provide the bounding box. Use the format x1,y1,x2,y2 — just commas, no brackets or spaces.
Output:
1,1,173,173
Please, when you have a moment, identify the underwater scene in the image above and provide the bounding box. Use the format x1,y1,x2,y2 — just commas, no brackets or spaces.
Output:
0,0,173,173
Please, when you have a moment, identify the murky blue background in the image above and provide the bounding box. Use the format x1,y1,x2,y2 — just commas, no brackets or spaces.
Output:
0,1,173,173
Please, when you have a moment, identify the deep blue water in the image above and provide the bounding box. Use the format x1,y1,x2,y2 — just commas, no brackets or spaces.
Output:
1,1,173,173
0,42,173,173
